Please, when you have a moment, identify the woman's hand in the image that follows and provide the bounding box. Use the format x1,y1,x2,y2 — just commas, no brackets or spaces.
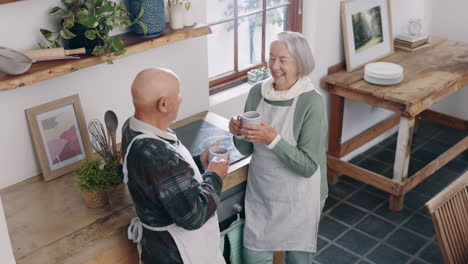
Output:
229,116,242,136
200,140,220,169
241,122,278,144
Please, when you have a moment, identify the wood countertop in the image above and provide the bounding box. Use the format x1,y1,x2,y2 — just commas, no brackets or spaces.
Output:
0,111,250,264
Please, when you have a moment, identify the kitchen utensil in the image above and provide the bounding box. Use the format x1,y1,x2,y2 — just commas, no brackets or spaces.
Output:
88,119,114,163
209,146,229,162
241,111,261,126
104,110,119,160
364,62,403,79
364,74,404,85
0,46,33,75
23,47,86,60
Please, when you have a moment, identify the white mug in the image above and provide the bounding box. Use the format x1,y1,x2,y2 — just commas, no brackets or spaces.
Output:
209,146,229,162
241,111,261,126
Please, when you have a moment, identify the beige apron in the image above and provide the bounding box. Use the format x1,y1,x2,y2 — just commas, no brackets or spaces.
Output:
243,95,321,252
124,132,225,264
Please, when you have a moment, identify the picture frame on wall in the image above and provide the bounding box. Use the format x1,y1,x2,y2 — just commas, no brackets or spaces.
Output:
25,94,92,181
341,0,394,72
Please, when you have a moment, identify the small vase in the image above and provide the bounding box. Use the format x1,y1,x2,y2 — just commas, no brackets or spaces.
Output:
183,7,194,27
81,190,108,208
126,0,166,36
169,5,185,30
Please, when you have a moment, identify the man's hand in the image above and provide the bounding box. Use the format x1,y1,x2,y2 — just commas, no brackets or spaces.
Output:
206,155,230,181
229,116,242,136
200,140,220,170
240,121,278,144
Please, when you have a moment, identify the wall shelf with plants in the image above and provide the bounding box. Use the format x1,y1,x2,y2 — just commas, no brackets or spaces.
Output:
0,24,211,92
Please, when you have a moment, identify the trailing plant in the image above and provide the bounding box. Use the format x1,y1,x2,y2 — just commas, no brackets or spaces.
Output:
40,0,147,63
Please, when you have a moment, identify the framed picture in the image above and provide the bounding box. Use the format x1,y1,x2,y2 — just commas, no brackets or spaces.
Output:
25,94,92,181
341,0,394,72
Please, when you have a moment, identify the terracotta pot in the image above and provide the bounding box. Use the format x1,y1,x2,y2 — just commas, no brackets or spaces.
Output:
81,190,108,208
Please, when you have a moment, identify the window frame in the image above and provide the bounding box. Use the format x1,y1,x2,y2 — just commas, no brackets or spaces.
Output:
208,0,303,94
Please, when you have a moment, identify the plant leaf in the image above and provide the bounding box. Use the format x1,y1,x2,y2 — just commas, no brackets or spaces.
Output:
96,5,115,17
92,45,105,55
108,36,125,53
136,21,148,35
185,2,191,11
78,14,98,28
40,29,53,40
84,30,97,40
60,29,76,39
135,5,145,20
112,49,126,56
62,17,75,30
50,7,62,14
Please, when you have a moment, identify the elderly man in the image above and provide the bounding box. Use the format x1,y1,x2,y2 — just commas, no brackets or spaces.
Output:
122,68,228,264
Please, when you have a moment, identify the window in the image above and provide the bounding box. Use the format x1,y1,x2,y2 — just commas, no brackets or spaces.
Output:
207,0,303,94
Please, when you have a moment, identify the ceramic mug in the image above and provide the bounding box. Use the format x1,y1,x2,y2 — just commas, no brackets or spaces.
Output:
209,146,229,162
241,111,261,126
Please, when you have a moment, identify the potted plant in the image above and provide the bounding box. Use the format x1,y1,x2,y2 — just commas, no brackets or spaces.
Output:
168,0,189,30
76,157,121,208
39,0,147,63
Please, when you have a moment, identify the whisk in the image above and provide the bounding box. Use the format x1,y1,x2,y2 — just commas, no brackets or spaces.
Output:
88,119,114,163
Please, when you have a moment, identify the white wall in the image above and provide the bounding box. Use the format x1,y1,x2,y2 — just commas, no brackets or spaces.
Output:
0,1,207,262
425,0,468,120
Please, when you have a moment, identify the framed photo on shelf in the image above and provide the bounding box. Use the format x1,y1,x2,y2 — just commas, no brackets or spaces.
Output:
25,94,91,181
341,0,394,72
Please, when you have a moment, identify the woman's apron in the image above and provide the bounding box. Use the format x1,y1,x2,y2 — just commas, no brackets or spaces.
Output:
243,96,321,252
123,132,226,264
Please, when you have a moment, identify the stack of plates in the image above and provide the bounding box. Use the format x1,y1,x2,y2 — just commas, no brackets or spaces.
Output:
364,62,404,85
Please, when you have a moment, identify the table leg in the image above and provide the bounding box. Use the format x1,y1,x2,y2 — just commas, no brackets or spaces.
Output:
390,116,415,211
327,94,344,185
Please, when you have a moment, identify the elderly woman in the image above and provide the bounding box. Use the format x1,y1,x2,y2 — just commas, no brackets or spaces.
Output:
229,31,328,264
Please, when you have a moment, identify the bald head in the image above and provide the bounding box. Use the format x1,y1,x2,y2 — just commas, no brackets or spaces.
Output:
131,68,182,128
131,68,180,105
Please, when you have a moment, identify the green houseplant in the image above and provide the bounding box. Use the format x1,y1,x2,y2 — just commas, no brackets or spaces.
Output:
40,0,147,63
76,157,121,208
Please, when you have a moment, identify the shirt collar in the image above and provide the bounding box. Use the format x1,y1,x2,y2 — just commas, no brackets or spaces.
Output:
129,116,178,142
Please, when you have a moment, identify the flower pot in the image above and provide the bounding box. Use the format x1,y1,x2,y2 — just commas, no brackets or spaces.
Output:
65,24,104,52
183,7,194,27
169,5,185,30
126,0,166,36
81,190,108,208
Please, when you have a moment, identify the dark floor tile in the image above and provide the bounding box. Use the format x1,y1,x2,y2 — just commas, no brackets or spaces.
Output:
373,202,413,224
408,159,426,176
403,214,435,238
329,203,367,226
409,258,427,264
404,191,431,210
427,168,460,187
386,228,428,255
323,196,339,213
413,179,446,197
415,120,445,139
379,134,398,149
435,126,467,146
329,181,358,199
340,174,365,187
317,237,328,252
356,260,373,264
421,139,452,155
350,154,368,165
347,189,386,211
315,244,359,264
411,134,431,151
455,150,468,162
355,215,396,239
363,184,388,198
413,149,439,165
318,216,348,240
359,157,391,174
442,158,468,174
367,244,411,264
368,148,395,165
336,229,378,255
419,242,443,264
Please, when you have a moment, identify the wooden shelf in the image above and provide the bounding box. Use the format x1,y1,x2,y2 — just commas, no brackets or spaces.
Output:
0,24,211,92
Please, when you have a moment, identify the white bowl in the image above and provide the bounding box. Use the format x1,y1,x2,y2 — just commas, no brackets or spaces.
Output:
0,46,33,75
365,62,403,79
364,74,404,85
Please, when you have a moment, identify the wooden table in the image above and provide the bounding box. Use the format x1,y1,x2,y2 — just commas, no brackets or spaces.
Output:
323,37,468,211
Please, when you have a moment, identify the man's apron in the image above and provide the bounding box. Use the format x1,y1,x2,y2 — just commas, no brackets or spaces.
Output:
243,95,321,252
123,132,226,264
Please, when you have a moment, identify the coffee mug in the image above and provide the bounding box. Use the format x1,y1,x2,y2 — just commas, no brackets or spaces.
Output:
209,146,229,162
241,111,261,126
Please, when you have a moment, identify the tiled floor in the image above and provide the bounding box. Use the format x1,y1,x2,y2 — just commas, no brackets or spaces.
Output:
314,120,467,264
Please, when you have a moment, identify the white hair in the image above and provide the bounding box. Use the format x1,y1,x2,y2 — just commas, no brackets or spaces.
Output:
271,31,315,78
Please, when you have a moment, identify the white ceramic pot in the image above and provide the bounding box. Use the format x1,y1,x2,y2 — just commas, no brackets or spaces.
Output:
169,5,185,30
183,7,194,27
